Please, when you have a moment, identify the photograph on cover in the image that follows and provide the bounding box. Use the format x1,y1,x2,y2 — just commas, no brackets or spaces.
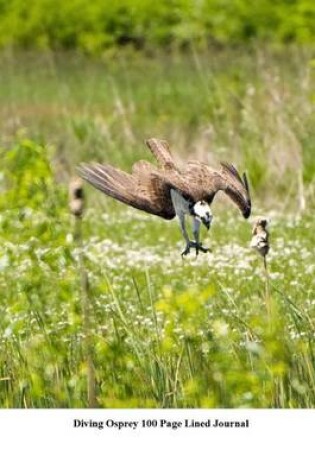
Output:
0,0,314,410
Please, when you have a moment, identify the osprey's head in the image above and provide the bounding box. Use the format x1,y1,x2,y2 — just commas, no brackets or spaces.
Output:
192,201,213,230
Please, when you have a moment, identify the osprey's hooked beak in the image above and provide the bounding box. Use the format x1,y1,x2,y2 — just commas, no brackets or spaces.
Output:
201,215,212,230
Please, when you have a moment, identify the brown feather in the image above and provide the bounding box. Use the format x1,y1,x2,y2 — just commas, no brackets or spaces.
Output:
220,162,244,184
79,163,175,219
132,160,155,175
145,138,177,171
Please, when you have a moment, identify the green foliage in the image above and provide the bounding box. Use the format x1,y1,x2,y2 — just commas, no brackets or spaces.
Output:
1,134,53,209
0,134,314,408
0,0,314,52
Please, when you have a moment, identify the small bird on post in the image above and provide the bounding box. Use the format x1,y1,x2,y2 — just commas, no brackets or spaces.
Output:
251,217,270,258
251,217,271,319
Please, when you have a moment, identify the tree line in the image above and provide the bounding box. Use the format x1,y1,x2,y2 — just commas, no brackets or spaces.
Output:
0,0,314,53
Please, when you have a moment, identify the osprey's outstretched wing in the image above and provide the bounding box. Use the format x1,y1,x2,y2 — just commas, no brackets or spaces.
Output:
183,161,251,218
78,163,176,220
219,162,251,217
144,139,251,217
145,138,178,171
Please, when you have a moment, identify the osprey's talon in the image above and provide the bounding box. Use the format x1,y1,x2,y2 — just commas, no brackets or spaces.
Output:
181,244,191,257
194,242,211,256
197,243,210,254
182,241,210,257
181,241,197,257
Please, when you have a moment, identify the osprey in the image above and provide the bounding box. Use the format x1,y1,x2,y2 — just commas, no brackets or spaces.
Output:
78,138,251,256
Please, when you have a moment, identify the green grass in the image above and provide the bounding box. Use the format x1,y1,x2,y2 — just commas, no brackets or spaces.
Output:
0,49,314,408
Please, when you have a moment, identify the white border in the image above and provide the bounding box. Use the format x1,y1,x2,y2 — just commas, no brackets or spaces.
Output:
0,409,313,474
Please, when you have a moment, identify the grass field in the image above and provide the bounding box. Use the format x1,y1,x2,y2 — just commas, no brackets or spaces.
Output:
0,48,314,408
